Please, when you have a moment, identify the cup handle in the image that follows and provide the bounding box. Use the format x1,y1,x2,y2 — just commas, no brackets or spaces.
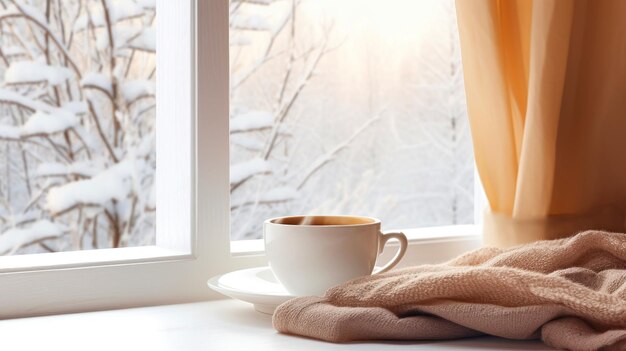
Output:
372,231,408,275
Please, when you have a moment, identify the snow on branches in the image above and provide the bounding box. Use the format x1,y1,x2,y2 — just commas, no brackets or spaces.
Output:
0,0,156,254
228,0,385,239
5,61,73,85
0,220,67,255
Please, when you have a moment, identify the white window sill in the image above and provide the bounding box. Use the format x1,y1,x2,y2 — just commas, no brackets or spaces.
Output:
0,299,551,350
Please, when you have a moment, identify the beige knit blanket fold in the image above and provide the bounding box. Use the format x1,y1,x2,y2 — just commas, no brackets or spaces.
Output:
273,231,626,351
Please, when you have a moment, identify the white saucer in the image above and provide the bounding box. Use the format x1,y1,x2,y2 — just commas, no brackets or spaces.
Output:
207,266,297,314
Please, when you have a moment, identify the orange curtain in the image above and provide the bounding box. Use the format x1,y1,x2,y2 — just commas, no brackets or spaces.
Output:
455,0,626,247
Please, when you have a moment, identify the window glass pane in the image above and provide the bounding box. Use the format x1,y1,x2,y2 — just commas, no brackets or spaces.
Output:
230,0,474,240
0,0,156,254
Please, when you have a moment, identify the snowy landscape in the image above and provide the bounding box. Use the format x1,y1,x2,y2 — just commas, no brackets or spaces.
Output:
0,0,474,255
229,0,475,240
0,0,155,254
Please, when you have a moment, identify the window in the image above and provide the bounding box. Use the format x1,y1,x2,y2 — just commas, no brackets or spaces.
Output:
0,0,481,319
229,0,476,241
0,0,237,318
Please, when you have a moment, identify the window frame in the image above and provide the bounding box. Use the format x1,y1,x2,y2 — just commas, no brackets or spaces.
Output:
0,0,266,319
0,0,483,319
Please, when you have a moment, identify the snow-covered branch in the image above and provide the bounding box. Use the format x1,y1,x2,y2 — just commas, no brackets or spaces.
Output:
0,220,67,255
0,4,82,77
295,113,384,190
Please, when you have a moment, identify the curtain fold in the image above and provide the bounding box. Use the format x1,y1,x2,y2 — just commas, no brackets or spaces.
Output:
456,0,626,247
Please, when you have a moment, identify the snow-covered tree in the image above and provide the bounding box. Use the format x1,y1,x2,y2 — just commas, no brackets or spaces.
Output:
0,0,155,254
0,0,475,250
230,0,474,239
230,0,394,239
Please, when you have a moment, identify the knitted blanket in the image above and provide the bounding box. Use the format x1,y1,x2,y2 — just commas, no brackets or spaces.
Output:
273,231,626,350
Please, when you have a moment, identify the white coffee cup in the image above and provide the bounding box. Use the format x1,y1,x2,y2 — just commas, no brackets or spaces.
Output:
264,215,408,296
